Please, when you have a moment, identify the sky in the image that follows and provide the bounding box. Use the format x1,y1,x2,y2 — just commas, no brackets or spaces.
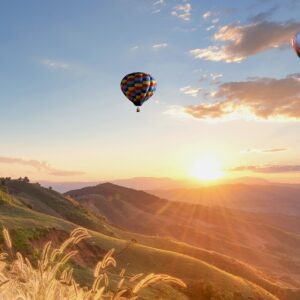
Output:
1,0,300,183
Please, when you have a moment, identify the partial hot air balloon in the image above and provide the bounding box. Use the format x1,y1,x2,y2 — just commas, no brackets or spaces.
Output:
291,32,300,57
121,72,157,112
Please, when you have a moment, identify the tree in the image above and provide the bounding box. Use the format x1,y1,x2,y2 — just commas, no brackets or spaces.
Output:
23,177,30,183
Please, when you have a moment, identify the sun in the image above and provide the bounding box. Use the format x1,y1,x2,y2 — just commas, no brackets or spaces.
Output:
190,158,223,181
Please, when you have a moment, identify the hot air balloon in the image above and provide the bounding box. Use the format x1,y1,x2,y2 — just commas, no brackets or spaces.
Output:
121,72,157,112
291,32,300,57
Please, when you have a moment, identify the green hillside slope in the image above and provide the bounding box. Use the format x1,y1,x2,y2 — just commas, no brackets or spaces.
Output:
4,180,113,235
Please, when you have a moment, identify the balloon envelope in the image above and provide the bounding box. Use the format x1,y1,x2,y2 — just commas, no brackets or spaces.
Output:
121,72,157,108
291,32,300,57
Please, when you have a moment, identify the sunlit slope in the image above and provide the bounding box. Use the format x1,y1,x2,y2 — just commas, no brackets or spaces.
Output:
4,180,112,234
0,188,280,300
66,183,300,290
0,190,74,230
90,232,279,300
117,230,299,300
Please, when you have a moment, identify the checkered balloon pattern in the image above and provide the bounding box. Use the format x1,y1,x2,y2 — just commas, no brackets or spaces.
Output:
121,72,157,107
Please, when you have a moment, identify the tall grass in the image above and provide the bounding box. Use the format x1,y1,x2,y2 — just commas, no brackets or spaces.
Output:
0,227,186,299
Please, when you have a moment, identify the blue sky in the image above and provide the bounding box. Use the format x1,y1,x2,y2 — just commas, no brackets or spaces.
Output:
1,0,300,182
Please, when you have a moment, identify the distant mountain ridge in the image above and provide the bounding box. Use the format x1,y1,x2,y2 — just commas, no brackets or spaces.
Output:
149,183,300,215
39,177,190,192
40,176,275,193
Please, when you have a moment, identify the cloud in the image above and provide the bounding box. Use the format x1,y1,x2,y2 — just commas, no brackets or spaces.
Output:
164,105,193,119
210,73,223,81
202,11,212,20
212,18,220,24
190,20,300,62
249,6,278,23
206,25,215,31
202,10,220,22
241,148,289,153
153,0,164,5
184,73,300,121
190,46,241,63
0,157,84,177
198,72,223,85
152,43,168,49
153,0,165,13
171,2,192,21
230,164,300,173
41,59,71,70
180,86,202,97
130,46,139,51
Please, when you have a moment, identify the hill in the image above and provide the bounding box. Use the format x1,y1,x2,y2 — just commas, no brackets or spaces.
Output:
0,179,284,299
66,182,300,299
4,179,113,235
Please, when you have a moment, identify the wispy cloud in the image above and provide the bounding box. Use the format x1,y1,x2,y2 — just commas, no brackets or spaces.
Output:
202,11,212,20
184,73,300,121
206,25,215,31
41,59,71,70
190,46,240,63
130,46,139,51
210,73,223,81
152,43,168,49
164,105,193,119
230,164,300,173
153,0,165,13
249,6,278,23
180,86,202,97
171,2,192,21
198,72,223,84
190,20,300,62
202,10,220,22
153,0,164,5
241,148,289,154
0,157,85,177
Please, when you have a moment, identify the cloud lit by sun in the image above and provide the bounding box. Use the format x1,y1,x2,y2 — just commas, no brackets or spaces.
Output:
189,157,223,181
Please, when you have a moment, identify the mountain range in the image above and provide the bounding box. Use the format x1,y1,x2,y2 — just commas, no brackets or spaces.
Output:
39,176,273,193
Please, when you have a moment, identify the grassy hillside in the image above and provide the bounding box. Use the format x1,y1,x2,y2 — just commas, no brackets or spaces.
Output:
0,182,284,299
1,180,299,299
117,229,300,300
4,179,114,235
66,183,300,294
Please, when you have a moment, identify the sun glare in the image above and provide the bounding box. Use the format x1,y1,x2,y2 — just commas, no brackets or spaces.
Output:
190,158,223,181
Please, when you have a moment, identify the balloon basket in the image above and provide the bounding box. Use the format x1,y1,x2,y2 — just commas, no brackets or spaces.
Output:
136,107,140,112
